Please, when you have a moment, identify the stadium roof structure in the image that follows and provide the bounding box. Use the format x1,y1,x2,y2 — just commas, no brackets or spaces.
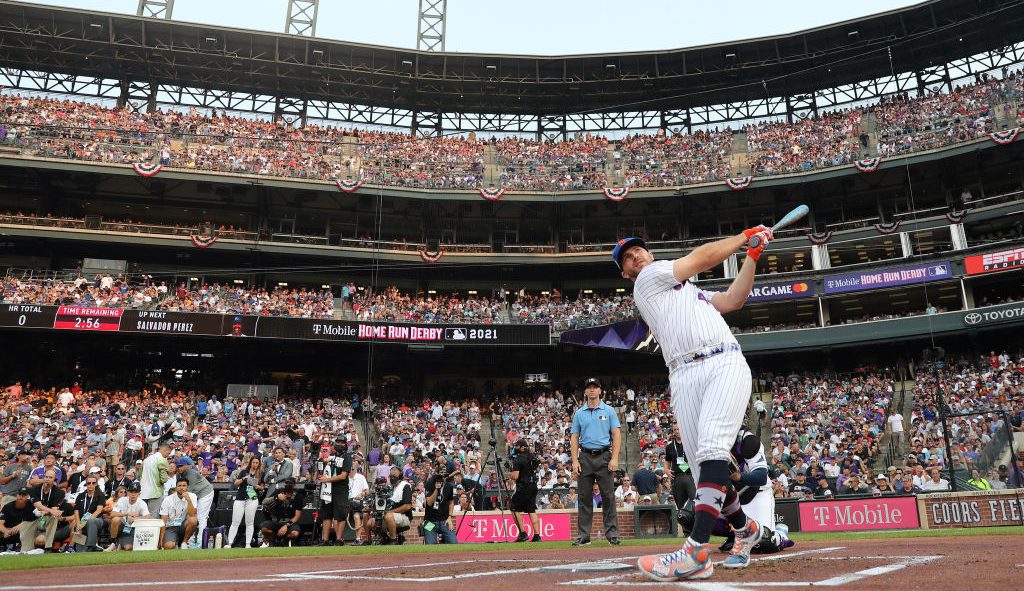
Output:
0,0,1023,135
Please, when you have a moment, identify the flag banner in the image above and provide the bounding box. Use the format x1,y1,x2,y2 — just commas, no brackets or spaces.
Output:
725,176,753,190
190,234,218,249
419,250,445,263
874,221,902,234
334,178,364,193
853,157,881,172
479,186,505,201
132,162,163,177
807,230,833,245
603,187,630,202
945,210,968,224
990,128,1020,145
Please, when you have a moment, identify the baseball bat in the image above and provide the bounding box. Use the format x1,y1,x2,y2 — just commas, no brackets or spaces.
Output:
746,204,810,248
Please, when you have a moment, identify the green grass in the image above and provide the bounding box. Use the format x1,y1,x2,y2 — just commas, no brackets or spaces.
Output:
1,526,1021,572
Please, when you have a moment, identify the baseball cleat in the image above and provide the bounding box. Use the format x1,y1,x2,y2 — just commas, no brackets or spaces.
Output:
722,519,761,568
637,541,713,581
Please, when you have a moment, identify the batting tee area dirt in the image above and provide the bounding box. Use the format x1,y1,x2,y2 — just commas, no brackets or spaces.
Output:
1,535,1021,590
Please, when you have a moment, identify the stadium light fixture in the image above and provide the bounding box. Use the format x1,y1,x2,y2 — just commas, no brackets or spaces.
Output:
541,291,550,295
278,282,289,287
233,279,244,284
205,36,218,43
312,49,324,55
321,284,331,289
616,288,625,293
583,289,593,294
468,290,478,295
89,23,102,28
189,277,199,281
427,290,437,294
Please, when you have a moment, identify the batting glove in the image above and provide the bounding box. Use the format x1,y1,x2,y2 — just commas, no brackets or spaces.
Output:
746,244,766,261
742,225,771,240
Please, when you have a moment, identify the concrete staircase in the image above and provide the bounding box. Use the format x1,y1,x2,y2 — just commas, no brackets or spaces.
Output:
482,144,504,186
729,132,750,176
872,379,917,471
605,143,625,187
858,112,880,158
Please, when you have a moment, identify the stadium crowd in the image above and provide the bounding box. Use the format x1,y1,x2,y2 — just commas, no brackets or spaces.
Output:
2,72,1022,191
0,276,335,319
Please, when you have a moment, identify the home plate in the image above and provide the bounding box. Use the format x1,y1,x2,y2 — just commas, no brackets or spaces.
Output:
541,562,634,573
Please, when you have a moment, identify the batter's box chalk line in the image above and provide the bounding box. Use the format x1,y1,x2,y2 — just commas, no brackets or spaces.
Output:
559,548,942,588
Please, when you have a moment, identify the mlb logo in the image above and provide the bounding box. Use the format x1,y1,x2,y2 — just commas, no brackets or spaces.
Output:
444,328,467,340
599,416,607,421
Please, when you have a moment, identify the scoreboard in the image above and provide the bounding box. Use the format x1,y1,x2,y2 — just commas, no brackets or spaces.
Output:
0,304,550,346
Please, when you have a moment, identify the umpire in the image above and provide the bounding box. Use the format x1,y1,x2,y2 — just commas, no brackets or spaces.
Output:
570,377,621,546
664,424,695,510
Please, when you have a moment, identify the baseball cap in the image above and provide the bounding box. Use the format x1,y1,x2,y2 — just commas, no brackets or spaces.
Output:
176,457,194,467
127,482,141,492
584,377,602,388
15,487,29,495
876,474,888,480
611,237,647,270
88,466,102,474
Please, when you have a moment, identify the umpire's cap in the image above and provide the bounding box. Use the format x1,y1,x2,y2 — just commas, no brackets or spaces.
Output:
584,377,602,388
612,237,647,270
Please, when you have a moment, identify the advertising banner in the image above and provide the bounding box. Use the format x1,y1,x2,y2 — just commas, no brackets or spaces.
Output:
119,310,225,336
823,262,952,294
918,489,1024,529
775,499,802,532
746,280,815,303
454,512,571,543
964,246,1024,275
962,303,1024,327
798,496,919,532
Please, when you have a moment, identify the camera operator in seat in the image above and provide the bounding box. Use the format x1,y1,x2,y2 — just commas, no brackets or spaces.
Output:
422,458,458,544
508,439,541,542
259,478,304,547
363,466,413,545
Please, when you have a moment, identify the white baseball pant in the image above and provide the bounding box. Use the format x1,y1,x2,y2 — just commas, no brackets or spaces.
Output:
670,351,753,486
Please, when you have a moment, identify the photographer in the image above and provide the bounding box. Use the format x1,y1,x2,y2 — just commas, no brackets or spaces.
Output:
422,458,457,544
259,477,304,547
315,438,352,546
363,467,413,545
507,439,541,543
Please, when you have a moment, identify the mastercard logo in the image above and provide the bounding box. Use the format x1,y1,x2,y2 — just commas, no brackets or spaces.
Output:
792,282,810,293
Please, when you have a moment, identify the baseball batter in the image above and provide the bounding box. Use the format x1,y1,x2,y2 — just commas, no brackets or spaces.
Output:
612,227,772,582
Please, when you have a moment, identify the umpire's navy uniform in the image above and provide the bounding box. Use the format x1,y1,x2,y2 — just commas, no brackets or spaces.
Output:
571,378,621,543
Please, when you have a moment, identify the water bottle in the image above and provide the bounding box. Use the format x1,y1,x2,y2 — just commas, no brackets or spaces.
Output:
215,531,223,549
201,527,210,549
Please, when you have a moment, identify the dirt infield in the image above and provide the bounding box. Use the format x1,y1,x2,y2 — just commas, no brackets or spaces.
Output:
0,535,1021,590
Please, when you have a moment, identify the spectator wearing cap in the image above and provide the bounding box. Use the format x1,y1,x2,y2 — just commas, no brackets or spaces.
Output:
108,481,150,550
1,449,32,507
895,474,921,494
967,468,992,491
140,442,172,516
570,377,621,546
0,488,34,550
787,472,809,496
175,456,214,546
813,476,834,498
872,474,897,496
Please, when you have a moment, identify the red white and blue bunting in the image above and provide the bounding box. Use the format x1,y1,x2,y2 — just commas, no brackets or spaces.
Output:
853,157,882,173
334,178,364,193
479,186,505,201
603,187,630,202
874,221,902,235
725,176,753,191
189,234,218,249
419,249,445,264
807,230,833,245
989,128,1020,146
132,162,163,177
945,210,969,224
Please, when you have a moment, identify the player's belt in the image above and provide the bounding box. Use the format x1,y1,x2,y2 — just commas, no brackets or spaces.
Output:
666,342,741,372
